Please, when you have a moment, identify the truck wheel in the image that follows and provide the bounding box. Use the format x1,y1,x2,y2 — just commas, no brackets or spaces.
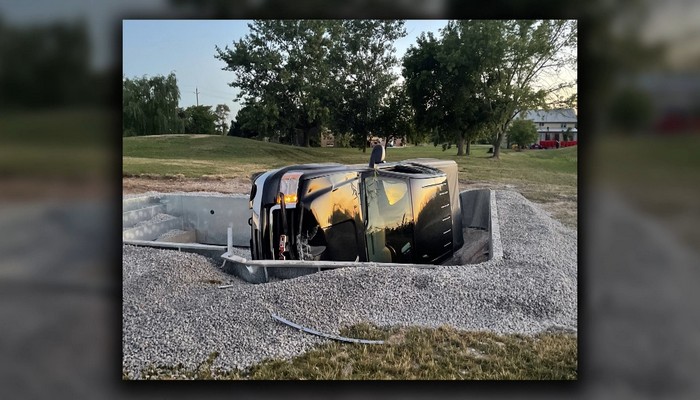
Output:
227,263,267,284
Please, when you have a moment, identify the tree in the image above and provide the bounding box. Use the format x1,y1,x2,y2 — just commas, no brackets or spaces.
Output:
214,104,231,134
375,82,417,146
563,127,574,141
333,20,406,152
182,105,217,134
463,20,577,159
403,27,490,156
228,101,269,139
507,119,538,149
123,73,184,136
216,20,341,147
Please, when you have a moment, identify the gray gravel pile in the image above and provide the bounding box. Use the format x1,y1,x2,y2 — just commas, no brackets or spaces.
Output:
123,190,577,378
156,229,190,241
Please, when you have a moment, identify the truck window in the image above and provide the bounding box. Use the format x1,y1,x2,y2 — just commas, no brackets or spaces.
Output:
364,175,413,263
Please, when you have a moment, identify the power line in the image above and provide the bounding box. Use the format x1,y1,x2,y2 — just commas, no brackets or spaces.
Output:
198,92,234,101
184,87,236,107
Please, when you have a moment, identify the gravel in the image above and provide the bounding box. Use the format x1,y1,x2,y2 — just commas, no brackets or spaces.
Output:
156,229,190,241
122,190,577,378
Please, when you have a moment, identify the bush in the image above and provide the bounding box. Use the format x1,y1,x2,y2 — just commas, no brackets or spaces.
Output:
507,119,538,149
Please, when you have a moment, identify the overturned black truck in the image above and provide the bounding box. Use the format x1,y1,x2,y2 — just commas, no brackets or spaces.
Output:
237,146,464,283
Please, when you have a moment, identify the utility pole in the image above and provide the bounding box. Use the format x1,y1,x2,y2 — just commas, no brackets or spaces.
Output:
195,87,200,106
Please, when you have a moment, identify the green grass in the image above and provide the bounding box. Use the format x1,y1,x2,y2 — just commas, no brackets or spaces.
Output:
123,135,577,205
125,324,577,380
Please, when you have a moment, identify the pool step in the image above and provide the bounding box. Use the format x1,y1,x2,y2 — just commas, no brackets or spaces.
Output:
122,215,184,241
122,204,167,229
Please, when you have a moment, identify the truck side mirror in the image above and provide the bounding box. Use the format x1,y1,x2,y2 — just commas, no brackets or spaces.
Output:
368,144,385,168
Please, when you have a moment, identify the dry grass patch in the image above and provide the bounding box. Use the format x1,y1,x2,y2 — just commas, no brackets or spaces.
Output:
125,324,577,380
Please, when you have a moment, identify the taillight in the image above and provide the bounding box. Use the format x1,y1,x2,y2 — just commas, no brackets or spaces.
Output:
276,171,302,204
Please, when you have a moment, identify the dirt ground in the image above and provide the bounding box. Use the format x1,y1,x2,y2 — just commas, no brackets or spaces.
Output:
122,176,577,227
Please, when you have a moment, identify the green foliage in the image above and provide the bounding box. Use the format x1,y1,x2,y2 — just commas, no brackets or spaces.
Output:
216,20,407,149
507,119,539,148
332,20,407,150
403,22,505,156
403,33,446,142
333,132,353,148
228,100,275,139
123,73,184,136
216,20,341,146
471,20,577,158
405,20,576,158
214,104,230,135
182,105,217,134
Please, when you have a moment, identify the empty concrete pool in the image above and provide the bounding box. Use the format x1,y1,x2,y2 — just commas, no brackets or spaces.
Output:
122,189,502,279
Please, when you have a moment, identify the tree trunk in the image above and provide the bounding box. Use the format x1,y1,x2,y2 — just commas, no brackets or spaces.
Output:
466,140,471,156
303,128,310,147
492,131,505,159
305,124,320,147
456,136,465,156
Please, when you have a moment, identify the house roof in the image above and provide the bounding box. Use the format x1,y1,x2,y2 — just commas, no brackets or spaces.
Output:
519,109,577,123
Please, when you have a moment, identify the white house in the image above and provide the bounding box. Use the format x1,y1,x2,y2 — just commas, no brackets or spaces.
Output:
519,108,578,142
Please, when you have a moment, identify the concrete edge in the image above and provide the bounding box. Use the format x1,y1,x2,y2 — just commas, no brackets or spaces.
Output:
221,252,437,269
489,190,504,261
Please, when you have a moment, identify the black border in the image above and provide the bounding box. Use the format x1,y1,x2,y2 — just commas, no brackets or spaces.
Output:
116,3,588,398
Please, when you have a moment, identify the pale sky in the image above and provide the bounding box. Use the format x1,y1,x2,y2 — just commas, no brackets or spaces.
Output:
122,20,451,122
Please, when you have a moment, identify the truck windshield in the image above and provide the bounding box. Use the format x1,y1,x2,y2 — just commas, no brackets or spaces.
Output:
364,175,414,263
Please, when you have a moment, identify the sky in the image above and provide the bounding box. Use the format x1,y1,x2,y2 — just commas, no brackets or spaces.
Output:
122,20,450,122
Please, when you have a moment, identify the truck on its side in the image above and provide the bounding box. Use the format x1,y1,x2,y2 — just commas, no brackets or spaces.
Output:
239,146,463,283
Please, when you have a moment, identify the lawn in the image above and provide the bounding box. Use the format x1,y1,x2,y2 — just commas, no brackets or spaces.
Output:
124,134,578,218
123,134,576,182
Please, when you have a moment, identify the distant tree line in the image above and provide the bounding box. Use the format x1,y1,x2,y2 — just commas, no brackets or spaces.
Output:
122,73,230,136
218,19,577,157
120,20,577,157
